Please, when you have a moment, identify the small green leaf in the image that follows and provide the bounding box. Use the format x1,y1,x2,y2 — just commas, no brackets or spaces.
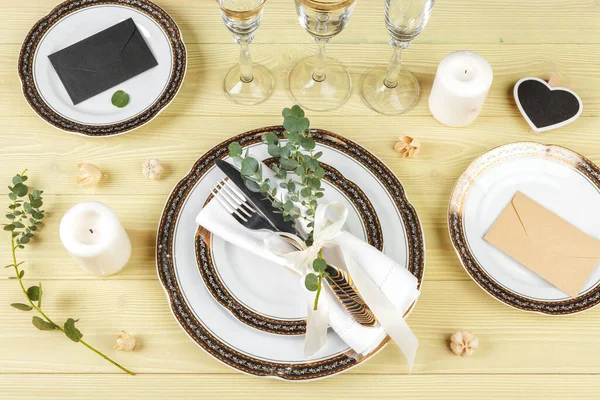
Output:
27,286,40,302
300,137,315,151
19,236,30,245
280,158,298,171
272,200,282,209
32,316,56,331
259,183,269,194
11,303,32,311
314,151,323,159
300,187,311,197
241,157,259,176
3,224,15,232
313,258,327,273
64,318,83,342
244,179,261,193
263,132,279,145
297,117,310,133
12,183,28,197
32,190,42,198
283,200,293,213
30,199,42,208
304,274,319,292
287,181,296,192
228,142,243,157
5,213,14,220
290,105,305,118
111,90,130,108
19,270,24,279
8,193,17,200
282,107,294,118
13,222,24,229
267,143,282,157
12,176,22,185
315,192,325,198
283,116,298,133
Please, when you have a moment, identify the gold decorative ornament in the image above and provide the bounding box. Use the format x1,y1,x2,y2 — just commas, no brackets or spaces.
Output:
394,136,421,158
143,158,164,180
76,162,106,188
450,330,479,356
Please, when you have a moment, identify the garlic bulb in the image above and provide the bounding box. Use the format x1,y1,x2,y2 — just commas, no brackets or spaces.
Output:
76,162,106,188
114,330,138,351
450,330,479,356
143,159,164,180
394,136,421,158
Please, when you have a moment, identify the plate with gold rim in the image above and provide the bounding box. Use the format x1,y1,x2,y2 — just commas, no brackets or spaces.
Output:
449,142,600,315
157,126,425,380
195,160,384,335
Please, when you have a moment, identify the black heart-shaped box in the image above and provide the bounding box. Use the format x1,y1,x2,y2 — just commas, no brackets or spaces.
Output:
513,77,583,133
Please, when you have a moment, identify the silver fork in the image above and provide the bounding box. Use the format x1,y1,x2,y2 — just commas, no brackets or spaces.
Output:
212,180,377,327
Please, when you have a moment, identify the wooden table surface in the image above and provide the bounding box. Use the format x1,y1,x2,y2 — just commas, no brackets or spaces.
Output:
1,0,600,398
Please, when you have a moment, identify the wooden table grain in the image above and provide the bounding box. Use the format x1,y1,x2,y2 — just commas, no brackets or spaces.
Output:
1,0,599,398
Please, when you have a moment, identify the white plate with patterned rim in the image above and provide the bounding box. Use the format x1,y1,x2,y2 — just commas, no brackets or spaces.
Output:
449,142,600,315
157,126,425,380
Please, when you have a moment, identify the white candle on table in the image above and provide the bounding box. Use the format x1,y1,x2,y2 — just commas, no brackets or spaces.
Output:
60,202,131,276
428,51,493,127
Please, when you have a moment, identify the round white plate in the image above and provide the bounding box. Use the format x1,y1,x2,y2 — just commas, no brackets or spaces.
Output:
157,126,425,380
197,160,384,334
449,142,600,314
19,0,186,137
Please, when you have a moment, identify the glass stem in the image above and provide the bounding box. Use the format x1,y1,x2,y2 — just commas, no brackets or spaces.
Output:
238,41,254,83
384,45,404,89
312,39,327,83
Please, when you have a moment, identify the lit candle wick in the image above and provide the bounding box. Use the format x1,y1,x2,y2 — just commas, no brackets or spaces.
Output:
89,229,94,234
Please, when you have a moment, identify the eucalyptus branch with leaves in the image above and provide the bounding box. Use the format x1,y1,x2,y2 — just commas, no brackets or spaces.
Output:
228,106,330,309
4,171,134,375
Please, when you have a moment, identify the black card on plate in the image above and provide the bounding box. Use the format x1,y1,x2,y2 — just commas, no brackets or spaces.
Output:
48,18,159,105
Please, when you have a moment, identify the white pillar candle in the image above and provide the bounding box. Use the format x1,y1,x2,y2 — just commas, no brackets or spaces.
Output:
428,51,493,127
60,202,131,276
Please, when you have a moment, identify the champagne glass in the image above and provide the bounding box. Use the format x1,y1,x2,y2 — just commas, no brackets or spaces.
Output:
360,0,434,115
288,0,357,111
217,0,274,105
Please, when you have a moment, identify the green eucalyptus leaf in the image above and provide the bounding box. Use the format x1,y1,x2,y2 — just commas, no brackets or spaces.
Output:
297,117,310,133
264,132,279,145
291,105,305,118
11,303,32,311
283,116,298,133
3,224,15,232
280,158,298,170
5,213,14,220
300,187,311,197
228,142,243,157
13,222,24,229
314,151,323,159
27,286,40,301
30,199,42,208
64,318,83,342
272,200,283,209
8,193,17,200
244,179,261,193
19,270,24,279
313,258,327,273
111,90,130,108
315,192,325,198
259,183,270,194
304,274,319,292
12,176,22,185
287,181,296,192
32,316,56,331
241,157,259,176
12,183,28,197
300,137,316,151
282,107,293,118
267,143,282,157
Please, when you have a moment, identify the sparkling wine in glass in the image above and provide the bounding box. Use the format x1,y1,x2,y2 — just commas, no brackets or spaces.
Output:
360,0,435,115
217,0,274,105
288,0,357,111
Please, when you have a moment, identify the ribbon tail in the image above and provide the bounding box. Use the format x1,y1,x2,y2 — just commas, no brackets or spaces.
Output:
304,291,329,358
344,259,419,373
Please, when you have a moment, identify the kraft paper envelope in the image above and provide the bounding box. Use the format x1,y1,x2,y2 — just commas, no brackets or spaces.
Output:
484,191,600,298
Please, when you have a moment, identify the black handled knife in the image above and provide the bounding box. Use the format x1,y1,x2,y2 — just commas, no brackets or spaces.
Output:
215,159,296,234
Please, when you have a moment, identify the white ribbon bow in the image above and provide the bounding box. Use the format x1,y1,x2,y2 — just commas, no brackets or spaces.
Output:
265,201,419,371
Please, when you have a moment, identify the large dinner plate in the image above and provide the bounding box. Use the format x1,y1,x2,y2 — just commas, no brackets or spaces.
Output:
18,0,186,137
157,126,425,380
449,142,600,315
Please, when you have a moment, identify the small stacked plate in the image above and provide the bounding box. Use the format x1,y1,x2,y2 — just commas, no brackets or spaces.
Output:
19,0,186,137
157,126,426,380
449,142,600,315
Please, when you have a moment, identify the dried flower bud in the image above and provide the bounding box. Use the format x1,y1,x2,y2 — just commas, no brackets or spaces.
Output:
394,136,421,159
76,162,106,188
114,330,137,351
450,330,479,356
143,159,164,180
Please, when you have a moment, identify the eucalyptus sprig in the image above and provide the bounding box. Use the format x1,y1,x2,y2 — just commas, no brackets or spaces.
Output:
4,171,134,375
228,106,329,309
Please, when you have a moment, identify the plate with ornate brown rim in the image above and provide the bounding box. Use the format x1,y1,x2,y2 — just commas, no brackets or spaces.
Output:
156,126,425,380
449,142,600,315
195,160,384,335
18,0,187,137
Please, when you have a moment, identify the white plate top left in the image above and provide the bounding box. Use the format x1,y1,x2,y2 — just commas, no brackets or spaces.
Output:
33,5,173,126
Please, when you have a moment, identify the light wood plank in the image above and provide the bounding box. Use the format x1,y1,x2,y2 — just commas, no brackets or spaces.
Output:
4,43,600,117
1,374,599,399
1,280,600,374
2,0,599,45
